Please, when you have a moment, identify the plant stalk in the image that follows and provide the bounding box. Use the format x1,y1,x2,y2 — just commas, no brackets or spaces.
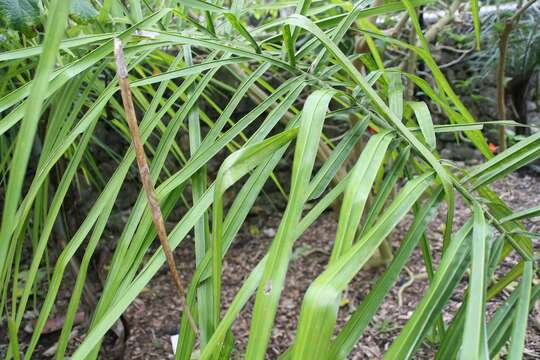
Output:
113,38,198,334
496,0,538,151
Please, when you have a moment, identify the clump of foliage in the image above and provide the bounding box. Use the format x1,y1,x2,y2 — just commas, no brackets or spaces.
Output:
0,0,539,359
470,3,540,80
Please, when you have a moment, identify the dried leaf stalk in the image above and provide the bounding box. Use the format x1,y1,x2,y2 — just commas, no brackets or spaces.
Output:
113,38,198,334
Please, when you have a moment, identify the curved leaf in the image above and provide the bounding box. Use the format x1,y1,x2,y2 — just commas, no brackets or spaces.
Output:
0,0,40,34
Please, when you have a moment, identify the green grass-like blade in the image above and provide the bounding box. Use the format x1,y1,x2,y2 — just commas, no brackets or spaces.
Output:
501,204,540,223
0,0,70,312
408,101,436,149
384,220,473,359
293,172,435,359
471,0,481,50
461,203,488,359
329,132,393,263
508,261,533,360
330,188,443,359
245,89,336,359
212,128,298,335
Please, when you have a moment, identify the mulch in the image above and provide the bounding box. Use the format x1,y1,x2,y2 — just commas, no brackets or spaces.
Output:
118,171,540,359
2,172,539,359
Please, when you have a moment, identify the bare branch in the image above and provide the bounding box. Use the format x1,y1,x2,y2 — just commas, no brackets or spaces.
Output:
496,0,538,150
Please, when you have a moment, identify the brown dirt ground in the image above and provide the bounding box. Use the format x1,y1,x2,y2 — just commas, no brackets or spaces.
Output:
117,171,540,359
2,172,539,359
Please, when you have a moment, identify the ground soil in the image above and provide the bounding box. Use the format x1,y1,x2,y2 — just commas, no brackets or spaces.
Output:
107,171,540,359
2,171,539,360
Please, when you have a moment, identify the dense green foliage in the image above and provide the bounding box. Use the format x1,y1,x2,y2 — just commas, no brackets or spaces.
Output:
0,0,539,359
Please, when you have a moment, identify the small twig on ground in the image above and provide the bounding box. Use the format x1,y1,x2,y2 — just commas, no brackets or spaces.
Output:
397,267,428,308
438,48,473,69
303,247,330,257
113,38,198,334
496,0,538,151
438,44,473,53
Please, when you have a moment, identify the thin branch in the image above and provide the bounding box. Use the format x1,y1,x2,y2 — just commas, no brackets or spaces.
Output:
113,38,198,334
496,23,511,151
496,0,538,151
511,0,538,21
438,48,473,69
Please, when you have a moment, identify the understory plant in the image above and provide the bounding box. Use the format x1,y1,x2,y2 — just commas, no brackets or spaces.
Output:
0,0,539,359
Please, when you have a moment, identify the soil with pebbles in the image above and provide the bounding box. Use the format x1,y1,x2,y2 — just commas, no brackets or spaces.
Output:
116,171,540,359
2,172,539,359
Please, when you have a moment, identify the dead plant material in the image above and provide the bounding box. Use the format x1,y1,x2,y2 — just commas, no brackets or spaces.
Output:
113,38,198,334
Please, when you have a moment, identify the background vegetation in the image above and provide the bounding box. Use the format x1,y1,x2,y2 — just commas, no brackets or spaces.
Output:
0,0,539,358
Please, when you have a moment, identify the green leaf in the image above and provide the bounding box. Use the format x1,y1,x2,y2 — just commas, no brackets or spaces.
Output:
71,76,306,359
437,234,505,360
507,261,533,360
70,0,98,24
360,146,410,234
0,0,70,328
388,72,404,120
283,24,295,67
465,132,540,189
501,204,540,223
183,45,212,351
384,220,473,359
0,0,40,34
408,101,436,149
245,89,336,359
330,188,443,359
487,280,540,358
3,1,539,359
0,33,113,61
307,116,369,200
461,203,488,360
180,0,227,12
357,30,492,158
329,132,393,262
293,172,435,359
0,10,171,133
212,128,298,334
224,13,261,53
7,316,21,360
476,186,532,260
471,0,481,50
